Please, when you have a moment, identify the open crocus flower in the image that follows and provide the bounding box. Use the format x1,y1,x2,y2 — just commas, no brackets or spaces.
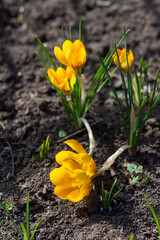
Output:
113,48,134,73
50,139,96,202
48,66,76,95
54,40,86,71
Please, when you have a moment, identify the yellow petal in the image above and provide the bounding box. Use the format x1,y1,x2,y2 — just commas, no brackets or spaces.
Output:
65,49,75,65
67,188,82,202
67,170,93,202
54,46,69,66
78,153,96,177
74,40,86,52
56,67,66,79
54,186,74,200
62,40,74,54
128,50,134,64
113,48,122,66
48,68,62,88
48,68,57,80
55,151,79,165
60,159,82,172
65,139,86,153
66,66,75,76
50,166,73,185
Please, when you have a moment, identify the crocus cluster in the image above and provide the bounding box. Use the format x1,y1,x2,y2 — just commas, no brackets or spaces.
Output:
48,40,86,95
50,139,96,202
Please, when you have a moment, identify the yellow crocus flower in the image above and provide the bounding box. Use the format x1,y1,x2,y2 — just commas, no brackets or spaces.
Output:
113,48,134,73
54,40,86,71
48,66,76,95
50,139,96,202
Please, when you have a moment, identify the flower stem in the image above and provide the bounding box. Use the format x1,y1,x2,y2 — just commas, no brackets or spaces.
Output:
93,144,131,178
80,118,95,155
79,74,86,109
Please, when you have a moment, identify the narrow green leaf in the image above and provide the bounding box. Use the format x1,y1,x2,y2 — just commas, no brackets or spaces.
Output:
1,206,24,239
20,222,28,240
123,26,133,110
150,70,159,106
36,51,48,71
0,221,19,240
131,96,147,148
144,195,160,236
31,218,44,240
101,181,105,200
26,193,30,239
36,35,56,70
97,51,129,140
79,21,82,41
108,178,117,206
114,42,130,119
62,26,67,40
69,27,73,42
136,95,160,148
129,233,134,240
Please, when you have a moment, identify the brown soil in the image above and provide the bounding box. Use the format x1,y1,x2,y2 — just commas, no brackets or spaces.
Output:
0,0,160,239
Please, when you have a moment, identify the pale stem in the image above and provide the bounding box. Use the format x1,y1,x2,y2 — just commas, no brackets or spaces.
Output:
93,144,131,178
129,105,136,146
79,74,86,109
80,118,95,155
131,77,140,109
66,96,73,110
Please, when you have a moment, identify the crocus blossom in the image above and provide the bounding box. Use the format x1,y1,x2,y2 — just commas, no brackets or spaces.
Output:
50,139,96,202
54,40,86,71
48,66,76,95
113,48,134,73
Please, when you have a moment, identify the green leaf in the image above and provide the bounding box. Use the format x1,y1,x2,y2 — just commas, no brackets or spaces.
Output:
0,220,19,240
142,177,149,184
58,130,67,137
28,156,36,163
79,21,82,41
144,195,160,236
127,163,137,172
36,35,56,70
135,165,143,173
20,222,28,240
26,193,30,239
62,26,67,40
31,218,44,240
129,233,134,240
132,176,139,185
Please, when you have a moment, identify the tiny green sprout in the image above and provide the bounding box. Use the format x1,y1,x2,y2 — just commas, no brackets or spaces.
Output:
129,233,134,240
135,165,143,173
40,135,50,162
28,156,36,163
131,176,139,185
0,194,44,240
100,178,122,212
2,200,15,211
127,163,148,187
142,177,149,184
58,130,67,138
127,163,137,172
144,195,160,237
